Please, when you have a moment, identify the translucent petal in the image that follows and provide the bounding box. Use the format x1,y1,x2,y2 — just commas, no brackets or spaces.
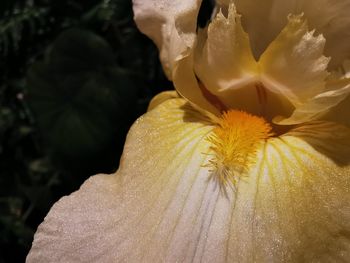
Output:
260,14,330,106
28,97,350,262
194,4,257,95
132,0,202,78
298,0,350,68
230,0,350,68
232,0,297,59
172,52,221,115
276,78,350,125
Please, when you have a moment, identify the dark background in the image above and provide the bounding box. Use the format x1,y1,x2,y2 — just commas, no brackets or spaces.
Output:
0,0,213,261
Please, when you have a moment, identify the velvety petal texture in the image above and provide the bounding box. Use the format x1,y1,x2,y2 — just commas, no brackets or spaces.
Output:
27,96,350,262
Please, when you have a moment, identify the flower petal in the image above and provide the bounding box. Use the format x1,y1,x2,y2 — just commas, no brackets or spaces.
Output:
231,0,350,68
299,0,350,68
224,121,350,261
276,78,350,125
232,0,296,59
260,14,330,105
132,0,202,78
323,85,350,128
172,51,221,116
147,90,179,111
193,3,294,120
28,100,350,262
194,4,257,95
132,0,220,116
27,97,223,262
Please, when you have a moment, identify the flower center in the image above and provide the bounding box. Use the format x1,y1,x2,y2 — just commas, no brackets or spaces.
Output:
208,110,273,186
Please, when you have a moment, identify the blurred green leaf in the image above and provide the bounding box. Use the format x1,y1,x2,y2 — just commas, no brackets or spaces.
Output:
27,28,139,169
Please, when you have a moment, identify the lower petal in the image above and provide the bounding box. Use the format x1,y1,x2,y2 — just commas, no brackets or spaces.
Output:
225,121,350,261
27,96,224,262
27,95,350,262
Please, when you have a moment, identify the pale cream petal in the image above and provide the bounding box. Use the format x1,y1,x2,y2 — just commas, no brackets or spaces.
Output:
27,97,350,262
232,0,297,59
27,97,225,262
194,4,257,95
275,78,350,125
132,0,221,116
192,3,295,121
299,0,350,68
132,0,202,78
260,14,330,106
226,121,350,261
231,0,350,68
172,52,221,116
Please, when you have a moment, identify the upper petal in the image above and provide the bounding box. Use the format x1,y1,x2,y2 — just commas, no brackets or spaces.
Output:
276,78,350,125
194,4,257,95
132,0,202,78
230,0,350,68
232,0,297,59
259,14,330,105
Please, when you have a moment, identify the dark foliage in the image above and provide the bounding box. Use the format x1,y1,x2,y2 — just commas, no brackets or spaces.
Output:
0,0,172,261
0,0,216,260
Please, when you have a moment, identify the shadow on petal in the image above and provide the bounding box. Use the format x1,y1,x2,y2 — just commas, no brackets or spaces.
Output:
181,102,216,125
286,121,350,166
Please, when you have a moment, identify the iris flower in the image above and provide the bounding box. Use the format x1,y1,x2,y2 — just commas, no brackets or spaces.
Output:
27,0,350,262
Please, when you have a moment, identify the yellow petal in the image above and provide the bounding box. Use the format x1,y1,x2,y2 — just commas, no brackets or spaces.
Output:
27,97,219,262
28,95,350,262
225,121,350,261
147,90,179,111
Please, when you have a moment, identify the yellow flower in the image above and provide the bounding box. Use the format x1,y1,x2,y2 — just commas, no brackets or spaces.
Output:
27,0,350,262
